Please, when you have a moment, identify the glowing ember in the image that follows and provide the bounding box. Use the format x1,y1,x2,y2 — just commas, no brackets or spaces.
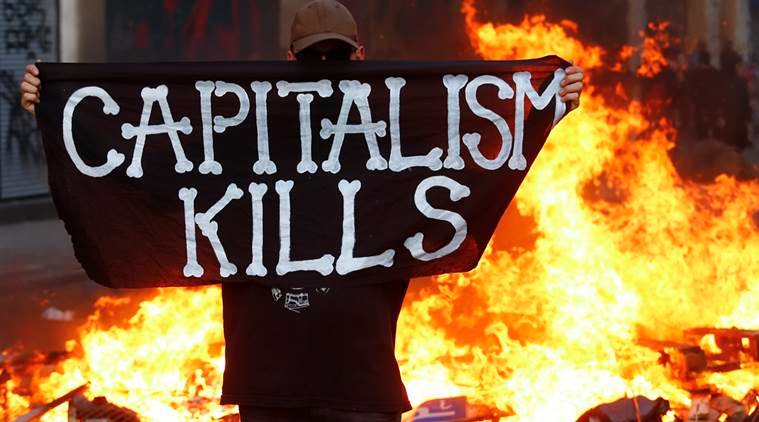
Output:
2,1,759,421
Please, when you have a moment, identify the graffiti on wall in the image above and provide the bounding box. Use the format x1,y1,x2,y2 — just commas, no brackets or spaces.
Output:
0,0,57,199
2,0,53,58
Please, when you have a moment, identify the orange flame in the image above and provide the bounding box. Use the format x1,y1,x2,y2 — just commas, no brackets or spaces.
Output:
397,0,759,419
636,21,677,78
461,1,604,72
3,1,759,421
7,289,230,421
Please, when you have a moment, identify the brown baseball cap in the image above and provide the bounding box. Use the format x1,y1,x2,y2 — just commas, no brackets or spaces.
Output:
290,0,359,53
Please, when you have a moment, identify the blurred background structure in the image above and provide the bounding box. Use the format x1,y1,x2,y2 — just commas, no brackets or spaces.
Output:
0,0,758,203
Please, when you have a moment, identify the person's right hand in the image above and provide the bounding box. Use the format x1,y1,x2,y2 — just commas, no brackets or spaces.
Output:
20,63,40,115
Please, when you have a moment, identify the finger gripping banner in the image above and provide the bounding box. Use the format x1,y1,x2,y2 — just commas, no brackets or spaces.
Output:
35,57,569,288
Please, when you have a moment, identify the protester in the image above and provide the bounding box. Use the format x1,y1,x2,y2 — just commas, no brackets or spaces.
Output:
685,41,721,140
20,1,584,420
719,41,751,151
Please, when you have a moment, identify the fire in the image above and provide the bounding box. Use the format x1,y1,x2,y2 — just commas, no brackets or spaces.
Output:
397,0,759,420
3,1,759,421
4,288,230,421
636,21,676,78
460,3,603,72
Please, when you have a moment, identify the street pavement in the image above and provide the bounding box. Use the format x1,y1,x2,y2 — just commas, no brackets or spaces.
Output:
0,218,152,352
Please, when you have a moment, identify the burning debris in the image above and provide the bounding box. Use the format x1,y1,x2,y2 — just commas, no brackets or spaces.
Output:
575,393,759,422
684,392,743,422
684,329,759,364
403,396,512,421
576,396,670,422
640,328,759,384
12,384,87,422
68,394,140,422
9,384,141,422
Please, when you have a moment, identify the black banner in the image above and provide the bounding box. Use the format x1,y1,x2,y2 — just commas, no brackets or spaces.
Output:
35,57,569,288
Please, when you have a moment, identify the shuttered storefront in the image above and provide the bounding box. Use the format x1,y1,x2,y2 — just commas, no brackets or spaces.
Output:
0,0,58,200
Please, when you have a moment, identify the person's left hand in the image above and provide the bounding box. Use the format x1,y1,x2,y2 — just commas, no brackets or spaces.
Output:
560,65,584,112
